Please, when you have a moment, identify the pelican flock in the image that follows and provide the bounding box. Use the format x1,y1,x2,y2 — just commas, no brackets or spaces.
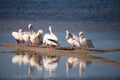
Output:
12,24,94,50
12,24,43,46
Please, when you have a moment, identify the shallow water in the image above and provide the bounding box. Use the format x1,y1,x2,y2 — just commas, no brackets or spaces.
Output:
0,32,120,80
0,52,120,80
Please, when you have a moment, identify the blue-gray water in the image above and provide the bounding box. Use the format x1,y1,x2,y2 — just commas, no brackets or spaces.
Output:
0,0,120,21
0,0,120,32
0,0,120,80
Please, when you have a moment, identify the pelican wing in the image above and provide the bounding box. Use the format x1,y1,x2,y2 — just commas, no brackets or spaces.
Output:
43,33,59,45
22,32,30,42
47,39,59,44
12,32,20,40
72,34,78,40
66,33,74,40
12,31,23,40
69,33,73,38
85,39,94,48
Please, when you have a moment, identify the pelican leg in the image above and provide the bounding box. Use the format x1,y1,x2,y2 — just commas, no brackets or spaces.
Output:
16,39,20,44
86,46,89,50
83,46,86,50
72,45,76,49
26,42,30,46
16,39,24,45
45,44,49,48
43,42,46,46
33,45,39,47
48,45,53,50
84,46,89,50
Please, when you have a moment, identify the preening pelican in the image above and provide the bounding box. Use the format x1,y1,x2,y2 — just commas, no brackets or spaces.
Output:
12,28,24,44
30,29,43,46
43,26,59,49
66,30,80,49
78,32,94,50
21,32,31,45
21,23,36,45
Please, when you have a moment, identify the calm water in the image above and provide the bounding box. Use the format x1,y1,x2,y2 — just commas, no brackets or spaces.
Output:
0,0,120,80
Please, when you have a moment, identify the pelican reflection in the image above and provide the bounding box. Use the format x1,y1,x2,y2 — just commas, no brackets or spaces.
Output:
43,56,60,74
29,53,42,75
66,57,91,77
12,52,42,75
12,52,25,65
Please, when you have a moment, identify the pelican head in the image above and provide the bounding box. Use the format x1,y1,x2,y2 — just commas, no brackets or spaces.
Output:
18,28,22,32
79,31,83,36
28,23,33,31
49,26,52,33
66,30,69,34
38,30,43,34
37,30,43,37
28,24,33,29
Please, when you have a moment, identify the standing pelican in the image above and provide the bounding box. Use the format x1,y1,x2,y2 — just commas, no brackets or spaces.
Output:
21,32,31,45
43,26,59,49
66,30,80,49
78,32,94,50
12,28,24,44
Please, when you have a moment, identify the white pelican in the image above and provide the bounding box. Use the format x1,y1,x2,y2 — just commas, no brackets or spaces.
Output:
43,26,59,49
12,28,24,44
21,24,35,45
21,32,31,45
78,32,94,50
66,30,80,49
30,29,43,46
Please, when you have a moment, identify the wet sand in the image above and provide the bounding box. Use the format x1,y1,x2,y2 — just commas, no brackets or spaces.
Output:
0,43,120,66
